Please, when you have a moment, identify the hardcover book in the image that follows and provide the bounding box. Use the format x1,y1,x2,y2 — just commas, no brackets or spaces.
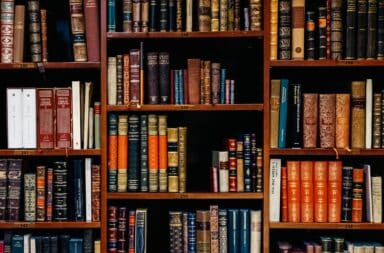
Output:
302,93,318,148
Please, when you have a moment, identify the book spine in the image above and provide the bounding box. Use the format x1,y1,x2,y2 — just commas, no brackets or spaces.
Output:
130,49,141,104
107,206,118,251
73,159,85,221
157,115,167,191
199,0,211,32
356,0,368,59
300,161,313,222
335,94,351,148
123,0,133,32
108,56,117,105
287,161,301,222
140,115,149,192
302,93,319,148
128,115,140,191
108,113,118,192
227,138,237,192
228,209,239,252
305,11,316,60
239,209,250,253
218,209,227,253
117,115,128,192
69,0,87,61
0,160,8,220
188,211,197,252
24,173,36,222
36,88,55,149
352,167,364,222
366,79,373,149
269,158,281,222
159,52,170,104
13,5,24,63
7,159,22,221
117,207,127,252
169,211,183,252
270,79,280,148
135,208,147,253
147,52,159,104
346,0,357,59
168,0,176,31
314,161,328,222
249,0,262,32
72,81,81,149
328,161,342,222
7,88,23,148
364,164,373,222
236,139,244,192
55,88,72,149
371,176,382,223
210,205,219,253
178,126,187,193
367,0,378,59
318,6,327,59
84,0,100,61
378,0,384,59
319,94,336,148
1,0,14,63
373,93,382,148
330,0,343,59
291,0,305,59
22,88,37,149
351,81,366,148
91,164,101,221
46,167,53,221
270,0,278,60
116,55,123,105
278,79,289,148
148,114,159,192
243,134,252,192
40,8,48,62
94,102,101,149
281,166,288,222
167,127,179,192
250,209,262,253
36,166,46,221
220,0,228,31
290,83,302,148
148,0,156,31
107,0,116,32
159,0,168,31
128,209,135,252
141,0,149,32
132,0,141,32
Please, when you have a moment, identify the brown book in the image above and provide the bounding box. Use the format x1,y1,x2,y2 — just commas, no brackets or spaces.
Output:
319,94,336,148
303,93,319,148
372,93,382,148
198,0,211,32
84,0,100,62
178,126,187,193
37,88,55,149
141,0,149,32
196,210,211,252
55,88,72,149
351,81,366,148
314,161,328,222
69,0,87,62
129,49,141,105
202,60,211,104
211,62,221,104
187,58,201,104
300,161,313,222
335,94,351,148
291,0,305,60
40,8,48,62
13,5,25,63
287,161,301,222
270,0,278,60
209,205,219,253
91,164,101,222
352,167,364,222
27,0,42,62
270,80,281,148
211,0,219,31
123,54,130,105
36,165,45,221
328,161,342,222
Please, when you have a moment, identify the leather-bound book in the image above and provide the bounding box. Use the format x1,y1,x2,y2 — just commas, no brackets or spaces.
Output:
287,161,301,222
198,0,211,32
1,0,14,63
330,0,343,60
291,0,305,60
300,161,314,222
146,52,159,104
328,161,342,223
159,52,170,104
314,161,328,222
351,81,366,148
319,94,336,148
356,0,368,59
84,0,100,62
13,5,25,63
303,93,319,148
372,93,382,148
336,94,351,148
187,58,201,104
278,0,291,60
366,0,377,59
346,0,357,59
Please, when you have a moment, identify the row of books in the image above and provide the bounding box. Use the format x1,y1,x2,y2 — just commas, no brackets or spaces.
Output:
277,237,384,253
211,133,263,193
7,82,101,150
0,158,101,222
271,0,384,60
108,113,187,193
0,0,99,63
107,206,147,253
270,78,382,149
107,0,262,33
0,230,99,253
269,159,382,224
108,51,237,106
168,206,262,253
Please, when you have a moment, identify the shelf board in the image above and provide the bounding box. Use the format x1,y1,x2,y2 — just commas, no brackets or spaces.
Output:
270,60,384,67
0,221,100,229
0,62,100,70
107,192,263,200
270,222,384,230
270,148,384,156
0,149,101,156
107,103,263,112
107,31,264,39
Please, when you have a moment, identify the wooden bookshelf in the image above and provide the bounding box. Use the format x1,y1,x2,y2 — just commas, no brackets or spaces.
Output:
0,149,101,157
269,222,384,230
0,222,100,229
0,62,100,69
107,31,264,39
270,60,384,67
107,192,264,200
269,148,384,156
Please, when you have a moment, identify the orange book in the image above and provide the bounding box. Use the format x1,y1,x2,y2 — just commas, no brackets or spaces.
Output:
300,161,314,222
148,114,159,192
352,168,364,222
117,115,128,192
328,161,342,222
313,161,328,222
287,161,301,222
281,166,288,222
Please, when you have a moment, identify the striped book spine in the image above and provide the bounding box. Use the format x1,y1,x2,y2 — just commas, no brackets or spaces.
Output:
0,159,6,220
27,0,42,62
169,211,183,252
243,134,252,192
1,0,14,63
107,0,116,32
53,161,68,221
123,0,133,32
148,114,159,192
69,0,87,61
178,127,187,192
158,115,168,192
117,115,128,192
24,173,36,222
128,115,140,191
36,166,45,221
45,167,53,221
167,127,179,192
91,164,101,221
140,115,149,192
108,113,118,192
7,159,22,221
188,212,197,252
227,138,237,192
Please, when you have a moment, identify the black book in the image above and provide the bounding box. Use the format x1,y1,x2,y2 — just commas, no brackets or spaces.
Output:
146,52,159,104
377,0,384,59
341,166,353,222
305,11,316,60
35,236,43,253
53,161,68,221
59,234,71,253
318,6,327,59
168,0,176,31
42,236,51,253
50,236,58,253
72,159,85,221
278,0,291,60
366,0,378,59
346,0,357,59
159,52,170,104
356,0,368,59
3,230,13,253
128,115,140,191
159,0,168,31
330,0,343,60
149,0,158,31
83,229,94,253
288,83,302,148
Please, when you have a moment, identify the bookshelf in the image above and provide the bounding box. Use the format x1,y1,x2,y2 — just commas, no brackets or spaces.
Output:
266,0,384,252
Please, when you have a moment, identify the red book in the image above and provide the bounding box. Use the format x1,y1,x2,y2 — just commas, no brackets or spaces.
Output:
300,161,314,222
328,161,342,222
55,88,72,149
314,161,328,222
83,0,100,62
287,161,301,222
37,88,55,149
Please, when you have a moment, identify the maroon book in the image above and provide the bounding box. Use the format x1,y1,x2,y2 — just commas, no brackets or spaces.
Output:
37,88,55,149
84,0,100,62
55,88,72,149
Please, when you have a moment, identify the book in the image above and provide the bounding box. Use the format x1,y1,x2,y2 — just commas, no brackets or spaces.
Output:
330,0,343,59
1,0,14,63
341,166,353,222
291,0,305,60
7,88,23,148
135,208,147,253
36,165,46,221
169,211,183,252
319,94,336,148
278,79,289,148
289,83,302,147
352,167,364,222
335,94,351,148
210,205,219,253
22,88,37,149
373,93,382,148
300,161,313,222
250,210,262,253
228,209,239,252
148,114,159,192
40,8,48,62
328,161,342,222
69,0,87,62
366,79,373,149
278,0,291,60
366,0,377,59
364,164,373,222
302,93,319,148
314,161,328,222
159,52,170,104
357,0,368,59
351,81,366,148
13,5,25,63
55,88,72,149
36,88,55,149
24,173,36,221
269,158,281,222
270,0,278,60
178,126,187,193
239,209,250,253
270,79,280,148
72,81,82,149
371,176,382,223
146,52,159,104
305,11,316,60
84,0,100,62
128,115,140,191
117,115,128,192
158,115,168,192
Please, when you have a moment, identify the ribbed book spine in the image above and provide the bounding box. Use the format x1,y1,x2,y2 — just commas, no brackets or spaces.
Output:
352,168,364,222
140,115,149,192
13,5,25,63
188,212,197,253
128,115,140,191
116,54,123,104
132,0,141,32
135,208,147,253
69,0,87,61
1,0,14,63
330,0,343,59
45,167,53,221
148,0,157,31
27,0,42,62
303,93,318,148
147,52,159,104
167,127,179,192
36,165,46,221
141,0,149,32
53,161,68,221
91,164,101,221
228,209,239,252
108,113,118,192
220,0,228,31
305,11,316,60
40,8,47,62
341,166,353,222
24,173,36,222
123,0,133,32
158,115,168,192
107,206,118,251
318,6,327,59
169,211,183,252
218,209,227,253
148,114,159,192
178,126,187,192
117,115,128,192
373,93,382,148
346,0,357,59
168,0,176,31
7,159,21,221
227,138,237,192
107,0,116,32
357,0,368,59
351,81,366,148
243,134,252,192
159,52,170,104
367,0,378,59
129,49,141,104
377,0,384,59
196,210,211,252
278,0,291,60
159,0,168,31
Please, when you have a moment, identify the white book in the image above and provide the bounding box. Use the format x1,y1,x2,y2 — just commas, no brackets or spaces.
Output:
88,107,94,149
30,236,36,253
7,88,23,148
107,56,117,105
72,81,81,149
22,88,37,148
372,176,382,223
23,233,31,253
250,209,262,253
366,78,373,149
85,157,92,221
83,81,92,149
218,151,229,192
269,158,281,222
364,164,373,222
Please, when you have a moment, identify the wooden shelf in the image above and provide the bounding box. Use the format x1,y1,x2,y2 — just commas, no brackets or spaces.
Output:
0,149,101,156
107,31,264,39
107,103,263,112
270,148,384,156
107,192,263,200
270,60,384,67
269,222,384,230
0,221,100,229
0,62,100,70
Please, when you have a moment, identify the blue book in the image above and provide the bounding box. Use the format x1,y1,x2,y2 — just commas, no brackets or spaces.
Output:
128,115,140,191
135,208,147,253
228,209,239,253
178,70,184,104
220,69,226,104
239,209,250,253
108,113,118,192
69,238,83,253
278,79,289,148
140,115,149,192
107,0,116,32
11,234,23,253
187,212,196,253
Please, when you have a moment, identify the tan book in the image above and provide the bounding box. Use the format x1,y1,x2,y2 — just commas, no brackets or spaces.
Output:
40,8,48,62
186,0,193,32
351,81,366,148
211,0,219,31
336,94,351,148
302,93,319,148
167,127,179,193
219,0,228,31
13,5,25,63
291,0,305,60
199,0,211,32
270,0,278,60
319,94,336,148
158,115,168,192
178,126,187,193
270,80,281,148
372,93,382,148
